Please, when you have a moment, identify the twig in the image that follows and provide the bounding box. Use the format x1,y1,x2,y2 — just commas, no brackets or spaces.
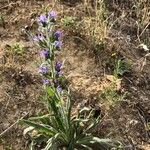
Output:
0,112,28,137
0,3,11,10
139,22,150,38
0,5,9,10
0,2,17,10
71,35,89,49
136,21,141,43
136,107,150,141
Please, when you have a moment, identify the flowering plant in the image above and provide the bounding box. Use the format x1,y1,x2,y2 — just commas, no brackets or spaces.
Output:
20,11,122,150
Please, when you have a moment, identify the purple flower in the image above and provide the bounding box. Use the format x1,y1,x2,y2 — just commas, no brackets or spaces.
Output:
56,72,63,77
40,49,50,58
38,14,47,25
53,80,59,88
33,34,45,42
54,30,63,39
39,65,49,74
53,80,62,92
55,61,62,72
57,85,63,93
48,11,57,20
53,41,63,48
33,36,39,42
42,79,49,85
53,80,58,85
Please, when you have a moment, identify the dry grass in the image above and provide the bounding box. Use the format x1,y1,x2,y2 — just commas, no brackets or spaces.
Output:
134,0,150,28
134,0,150,42
77,0,108,47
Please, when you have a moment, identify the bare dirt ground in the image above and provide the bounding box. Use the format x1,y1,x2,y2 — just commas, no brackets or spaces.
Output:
0,0,150,149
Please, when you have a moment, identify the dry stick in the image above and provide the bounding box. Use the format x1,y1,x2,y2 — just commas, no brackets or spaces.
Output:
0,5,9,10
0,113,28,137
137,109,150,141
136,21,141,43
136,22,150,43
139,22,150,38
0,3,14,10
1,1,20,11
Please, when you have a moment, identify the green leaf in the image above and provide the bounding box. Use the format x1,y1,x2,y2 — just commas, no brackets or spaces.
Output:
48,99,66,134
66,92,71,119
83,117,100,134
79,107,91,114
23,126,35,136
77,136,121,147
20,119,56,136
30,141,34,150
46,86,55,97
29,114,51,125
29,114,50,121
77,136,94,145
92,137,122,148
44,134,60,150
80,144,93,150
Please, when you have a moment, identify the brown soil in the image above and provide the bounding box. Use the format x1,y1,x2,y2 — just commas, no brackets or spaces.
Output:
0,0,150,150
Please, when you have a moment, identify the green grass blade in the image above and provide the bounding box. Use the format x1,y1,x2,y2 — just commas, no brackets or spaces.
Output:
28,114,50,121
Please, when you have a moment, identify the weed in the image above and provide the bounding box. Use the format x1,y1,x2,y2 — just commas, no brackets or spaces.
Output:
5,146,13,150
61,16,76,26
100,76,128,108
114,59,131,77
147,122,150,129
20,11,122,149
99,57,130,108
133,0,150,29
11,42,25,55
78,0,108,46
133,0,150,43
0,138,4,144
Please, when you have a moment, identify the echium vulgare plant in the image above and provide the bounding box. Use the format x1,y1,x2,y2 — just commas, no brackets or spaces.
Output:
20,11,122,150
